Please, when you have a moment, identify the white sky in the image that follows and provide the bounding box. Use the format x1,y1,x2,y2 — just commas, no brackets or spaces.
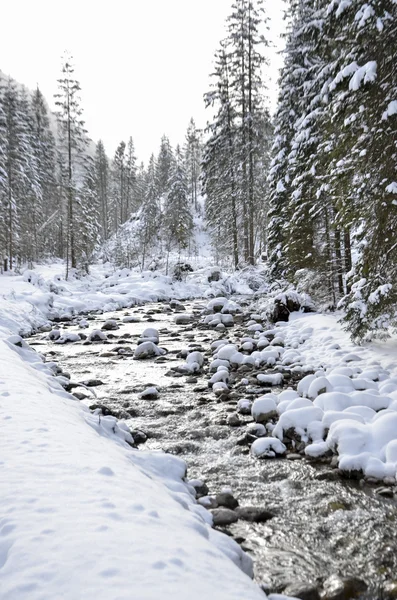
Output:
1,0,285,164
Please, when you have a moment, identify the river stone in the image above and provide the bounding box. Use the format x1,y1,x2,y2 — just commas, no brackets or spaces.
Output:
376,487,394,498
90,404,130,419
315,470,341,482
210,508,238,526
215,492,239,510
283,583,320,600
189,480,209,498
286,453,302,461
227,414,242,427
322,575,367,600
101,319,119,330
130,430,148,445
174,313,194,325
139,387,160,400
82,379,104,387
235,506,274,522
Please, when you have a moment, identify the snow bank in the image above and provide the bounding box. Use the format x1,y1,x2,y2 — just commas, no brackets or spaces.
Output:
248,311,397,482
0,338,266,600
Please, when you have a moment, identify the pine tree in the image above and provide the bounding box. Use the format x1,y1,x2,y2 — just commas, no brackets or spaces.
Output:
184,118,202,212
30,87,57,259
0,79,38,269
156,135,173,198
95,140,109,241
163,145,193,262
54,52,89,277
125,137,137,215
203,44,240,268
140,154,160,269
76,160,100,272
110,141,126,232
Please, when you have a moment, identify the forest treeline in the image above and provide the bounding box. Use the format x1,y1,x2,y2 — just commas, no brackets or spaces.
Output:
0,0,396,340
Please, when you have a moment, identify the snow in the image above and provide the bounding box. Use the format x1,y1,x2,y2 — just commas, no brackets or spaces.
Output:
382,100,397,120
0,339,267,600
0,267,273,600
243,310,397,482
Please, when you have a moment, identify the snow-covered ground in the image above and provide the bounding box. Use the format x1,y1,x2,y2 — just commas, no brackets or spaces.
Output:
2,263,397,598
0,262,255,338
243,309,397,483
0,265,285,600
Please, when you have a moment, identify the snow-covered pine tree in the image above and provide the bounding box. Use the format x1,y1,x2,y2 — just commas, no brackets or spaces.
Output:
140,154,161,269
203,0,271,267
202,43,240,268
30,86,57,260
125,137,137,214
330,0,397,339
75,159,101,272
54,52,89,277
0,89,8,269
156,135,174,199
163,145,193,267
0,78,39,270
95,140,109,242
109,141,126,233
184,118,202,212
226,0,271,264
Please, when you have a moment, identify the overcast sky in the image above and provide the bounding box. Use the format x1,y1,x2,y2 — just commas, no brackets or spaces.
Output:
1,0,285,164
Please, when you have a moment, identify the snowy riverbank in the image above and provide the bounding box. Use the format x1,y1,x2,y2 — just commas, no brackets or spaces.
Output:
2,264,397,598
0,265,290,600
0,262,256,338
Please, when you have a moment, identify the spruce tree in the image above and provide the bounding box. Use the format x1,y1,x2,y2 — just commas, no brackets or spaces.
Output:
163,145,193,261
54,52,89,277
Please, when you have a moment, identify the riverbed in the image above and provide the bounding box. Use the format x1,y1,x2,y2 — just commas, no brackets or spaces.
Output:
29,299,397,599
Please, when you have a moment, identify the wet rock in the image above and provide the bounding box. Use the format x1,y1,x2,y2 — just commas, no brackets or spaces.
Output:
227,414,242,427
189,480,209,498
134,341,164,359
139,387,160,400
322,575,367,600
174,313,194,325
170,299,186,311
88,329,107,342
283,582,321,600
286,453,302,461
101,319,119,331
73,392,88,400
215,492,239,510
122,315,140,323
90,404,130,419
99,351,115,358
376,487,394,498
234,506,274,523
186,377,198,384
82,379,104,387
130,430,148,445
210,508,238,526
315,470,341,482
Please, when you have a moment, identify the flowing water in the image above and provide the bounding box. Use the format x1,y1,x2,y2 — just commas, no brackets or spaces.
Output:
29,300,397,599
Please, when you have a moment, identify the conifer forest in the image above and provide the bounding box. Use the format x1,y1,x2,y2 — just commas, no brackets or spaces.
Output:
1,0,396,341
